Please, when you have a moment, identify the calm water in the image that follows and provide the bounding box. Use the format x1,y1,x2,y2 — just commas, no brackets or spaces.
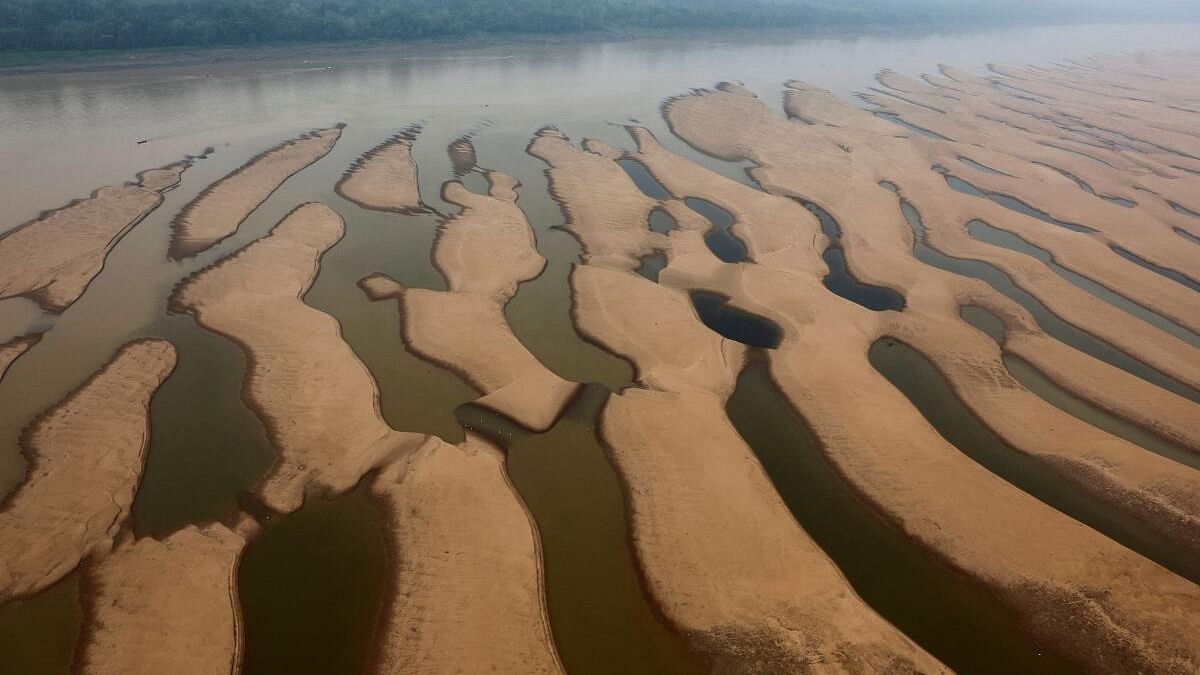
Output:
1,20,1198,674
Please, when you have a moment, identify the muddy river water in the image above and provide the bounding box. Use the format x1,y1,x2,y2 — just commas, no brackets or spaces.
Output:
1,21,1197,675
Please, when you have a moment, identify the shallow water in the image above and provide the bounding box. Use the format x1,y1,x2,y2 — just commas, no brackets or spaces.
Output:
889,184,1200,405
2,20,1199,673
727,356,1082,675
821,246,906,311
458,386,701,675
871,338,1199,583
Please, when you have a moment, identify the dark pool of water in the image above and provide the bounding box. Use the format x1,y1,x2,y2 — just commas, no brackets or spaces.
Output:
937,168,1096,233
889,184,1200,406
958,155,1011,176
798,199,842,239
618,158,671,201
648,207,678,235
239,481,388,675
871,338,1199,584
684,197,747,263
690,291,780,348
1170,200,1200,219
636,251,667,282
0,570,81,675
1110,244,1200,294
821,246,906,312
960,304,1006,342
457,385,701,675
966,220,1200,348
726,356,1081,675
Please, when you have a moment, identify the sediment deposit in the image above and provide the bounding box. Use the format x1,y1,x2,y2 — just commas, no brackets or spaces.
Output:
172,202,428,513
0,334,39,383
170,127,341,258
335,130,425,213
75,524,248,675
0,160,189,311
0,339,176,601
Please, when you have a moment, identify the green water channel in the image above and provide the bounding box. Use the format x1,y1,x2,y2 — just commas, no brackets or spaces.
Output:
726,356,1082,675
458,385,703,675
871,338,1200,584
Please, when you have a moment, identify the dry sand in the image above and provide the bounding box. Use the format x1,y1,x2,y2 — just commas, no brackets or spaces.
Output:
170,127,341,258
74,523,248,675
369,434,564,674
0,160,188,311
0,339,176,602
172,202,429,513
659,66,1200,672
535,127,945,671
361,174,578,431
335,130,425,213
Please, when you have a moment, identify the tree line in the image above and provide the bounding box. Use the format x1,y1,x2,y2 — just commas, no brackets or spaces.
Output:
0,0,1193,52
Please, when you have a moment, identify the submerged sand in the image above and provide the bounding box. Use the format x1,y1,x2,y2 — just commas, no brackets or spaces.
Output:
0,334,39,384
0,160,189,311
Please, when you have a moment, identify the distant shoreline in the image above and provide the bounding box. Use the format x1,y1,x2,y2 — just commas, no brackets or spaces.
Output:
2,19,1195,75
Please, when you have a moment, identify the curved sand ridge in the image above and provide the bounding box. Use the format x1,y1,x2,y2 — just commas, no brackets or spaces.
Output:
362,173,578,431
75,523,249,675
862,73,1200,328
661,77,1200,672
0,160,190,312
0,339,177,601
172,198,561,672
0,334,40,384
369,434,564,674
170,127,342,259
171,202,429,512
533,128,945,671
335,129,426,213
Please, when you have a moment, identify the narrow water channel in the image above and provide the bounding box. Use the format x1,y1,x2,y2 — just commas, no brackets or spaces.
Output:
0,571,81,675
966,219,1200,347
457,385,702,675
1109,244,1200,294
726,356,1082,675
239,481,388,675
821,246,906,311
684,197,748,263
885,181,1200,405
960,304,1200,468
937,167,1096,233
870,338,1199,584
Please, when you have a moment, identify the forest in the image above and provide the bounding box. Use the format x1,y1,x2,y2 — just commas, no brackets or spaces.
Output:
0,0,1196,52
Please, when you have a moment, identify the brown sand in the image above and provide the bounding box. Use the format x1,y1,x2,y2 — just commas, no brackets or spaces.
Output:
0,334,39,383
533,127,945,670
362,174,578,431
0,160,189,311
172,202,429,513
660,70,1200,672
74,523,248,675
369,434,564,674
335,130,425,213
170,127,341,258
0,339,177,601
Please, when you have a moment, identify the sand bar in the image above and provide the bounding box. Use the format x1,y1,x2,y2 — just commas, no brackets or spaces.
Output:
172,202,428,512
74,523,247,675
0,160,188,311
335,130,424,213
170,127,341,258
369,434,563,674
0,339,176,601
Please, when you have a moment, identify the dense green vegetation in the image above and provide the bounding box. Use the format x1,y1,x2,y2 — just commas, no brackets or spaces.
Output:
1,0,1195,52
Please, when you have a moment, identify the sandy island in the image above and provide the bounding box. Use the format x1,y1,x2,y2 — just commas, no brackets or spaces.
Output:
0,339,177,602
0,160,190,312
170,127,341,259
